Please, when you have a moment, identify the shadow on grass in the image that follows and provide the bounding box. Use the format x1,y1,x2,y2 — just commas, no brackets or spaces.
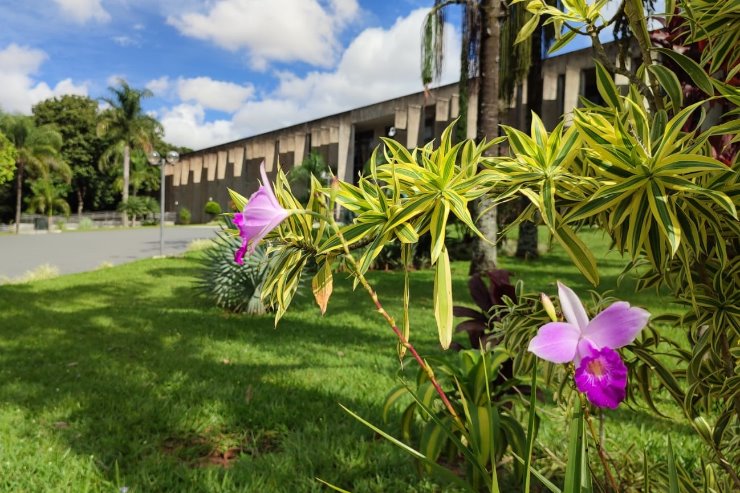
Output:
0,258,433,492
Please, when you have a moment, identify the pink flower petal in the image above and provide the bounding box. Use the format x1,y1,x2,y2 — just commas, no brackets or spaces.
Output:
557,281,589,330
528,322,581,363
574,347,628,409
582,302,650,349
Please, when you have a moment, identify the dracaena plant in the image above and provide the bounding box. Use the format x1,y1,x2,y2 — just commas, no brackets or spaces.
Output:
501,0,740,488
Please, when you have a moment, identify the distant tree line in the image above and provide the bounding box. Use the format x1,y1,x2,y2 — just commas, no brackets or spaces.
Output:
0,79,190,232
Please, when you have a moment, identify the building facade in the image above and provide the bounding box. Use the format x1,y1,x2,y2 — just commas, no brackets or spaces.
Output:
166,45,625,223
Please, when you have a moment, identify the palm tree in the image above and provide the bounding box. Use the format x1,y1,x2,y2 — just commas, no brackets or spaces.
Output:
422,1,552,267
100,144,160,198
26,166,72,230
97,79,162,226
422,0,507,273
0,114,63,234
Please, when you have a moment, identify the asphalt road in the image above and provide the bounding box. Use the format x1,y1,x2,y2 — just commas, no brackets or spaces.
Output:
0,225,219,279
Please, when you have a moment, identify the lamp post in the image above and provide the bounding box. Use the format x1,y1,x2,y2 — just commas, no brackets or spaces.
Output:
147,150,179,257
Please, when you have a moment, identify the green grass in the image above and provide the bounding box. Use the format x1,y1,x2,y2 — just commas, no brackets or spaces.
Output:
0,230,703,492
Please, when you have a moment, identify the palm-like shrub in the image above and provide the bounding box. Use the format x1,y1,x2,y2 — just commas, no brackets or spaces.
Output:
196,219,270,315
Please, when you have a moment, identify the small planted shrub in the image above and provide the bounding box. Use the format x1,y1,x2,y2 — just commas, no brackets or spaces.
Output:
195,218,270,315
204,200,222,217
178,207,191,225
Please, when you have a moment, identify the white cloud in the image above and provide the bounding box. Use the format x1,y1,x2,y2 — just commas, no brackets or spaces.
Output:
0,44,88,114
167,0,359,69
159,103,240,149
112,35,139,47
53,0,110,23
176,77,254,113
146,76,171,96
160,8,460,149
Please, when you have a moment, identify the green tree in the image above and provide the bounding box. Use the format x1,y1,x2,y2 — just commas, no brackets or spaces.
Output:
26,166,71,229
97,79,162,226
32,95,103,216
288,151,330,201
0,114,63,233
0,131,16,186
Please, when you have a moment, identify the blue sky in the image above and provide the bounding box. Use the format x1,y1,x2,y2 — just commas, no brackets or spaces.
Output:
0,1,632,150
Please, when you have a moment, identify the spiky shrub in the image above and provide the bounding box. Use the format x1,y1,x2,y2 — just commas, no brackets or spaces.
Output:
196,220,270,315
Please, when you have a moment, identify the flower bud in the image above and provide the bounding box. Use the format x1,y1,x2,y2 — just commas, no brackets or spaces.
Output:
541,293,558,322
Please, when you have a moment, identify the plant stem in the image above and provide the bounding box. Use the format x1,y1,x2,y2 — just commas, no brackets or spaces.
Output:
583,402,620,492
323,196,463,428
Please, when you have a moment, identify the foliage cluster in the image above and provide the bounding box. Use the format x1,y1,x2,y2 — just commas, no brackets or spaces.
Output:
226,0,739,491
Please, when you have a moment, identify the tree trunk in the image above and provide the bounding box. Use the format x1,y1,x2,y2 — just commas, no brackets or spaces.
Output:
76,187,84,217
516,208,539,259
470,0,502,275
122,144,130,227
516,16,544,259
14,161,24,234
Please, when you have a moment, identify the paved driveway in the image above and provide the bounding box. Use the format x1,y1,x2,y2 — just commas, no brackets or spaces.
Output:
0,226,219,279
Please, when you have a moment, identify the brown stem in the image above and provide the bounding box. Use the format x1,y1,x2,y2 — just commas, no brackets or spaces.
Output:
587,27,657,112
326,199,463,427
583,402,620,492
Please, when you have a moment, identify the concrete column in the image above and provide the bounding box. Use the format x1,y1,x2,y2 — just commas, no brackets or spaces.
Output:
263,139,275,172
394,107,408,129
564,65,580,124
450,93,460,118
205,153,218,182
173,160,183,187
229,145,245,177
336,117,352,183
435,98,450,121
190,156,202,184
293,133,306,166
217,150,228,180
406,104,421,148
466,90,478,139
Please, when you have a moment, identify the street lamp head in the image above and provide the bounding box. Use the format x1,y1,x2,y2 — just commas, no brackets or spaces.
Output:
165,150,180,164
147,150,161,165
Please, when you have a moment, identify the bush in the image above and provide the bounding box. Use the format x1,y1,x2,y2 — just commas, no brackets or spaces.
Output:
118,197,158,224
78,217,94,230
195,217,270,315
178,207,191,225
204,200,222,216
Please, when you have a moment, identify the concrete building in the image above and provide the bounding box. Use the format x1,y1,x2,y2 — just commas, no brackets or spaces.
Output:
167,44,623,223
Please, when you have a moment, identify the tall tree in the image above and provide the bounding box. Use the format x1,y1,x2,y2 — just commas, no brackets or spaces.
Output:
0,131,16,186
26,163,72,229
33,95,103,216
0,114,63,233
423,0,528,273
97,79,162,226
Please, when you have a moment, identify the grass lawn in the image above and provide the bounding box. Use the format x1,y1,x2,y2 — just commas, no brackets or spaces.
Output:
0,229,702,492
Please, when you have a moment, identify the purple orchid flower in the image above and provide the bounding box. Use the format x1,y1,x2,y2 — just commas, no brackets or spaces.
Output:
528,282,650,409
234,162,291,265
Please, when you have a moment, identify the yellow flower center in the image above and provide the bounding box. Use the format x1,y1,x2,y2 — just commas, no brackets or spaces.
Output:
586,358,606,377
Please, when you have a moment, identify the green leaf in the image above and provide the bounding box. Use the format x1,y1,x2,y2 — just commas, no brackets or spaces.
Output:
515,13,540,45
646,179,681,255
667,437,679,493
524,359,538,493
552,225,599,285
563,405,587,493
315,478,353,493
655,48,714,95
227,188,248,211
548,29,577,54
434,246,453,350
382,385,409,423
594,61,621,108
311,258,333,315
648,65,683,113
429,199,450,264
339,404,475,491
